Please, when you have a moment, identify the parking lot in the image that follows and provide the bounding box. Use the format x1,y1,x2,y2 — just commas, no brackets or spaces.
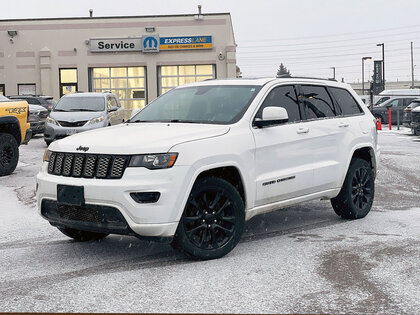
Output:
0,130,419,314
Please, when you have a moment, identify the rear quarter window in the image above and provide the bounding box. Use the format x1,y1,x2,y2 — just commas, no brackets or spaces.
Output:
330,87,363,116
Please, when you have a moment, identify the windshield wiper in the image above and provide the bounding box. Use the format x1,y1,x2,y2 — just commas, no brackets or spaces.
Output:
53,109,68,112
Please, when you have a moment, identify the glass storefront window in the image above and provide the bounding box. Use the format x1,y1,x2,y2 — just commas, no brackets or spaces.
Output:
91,66,146,111
158,64,215,95
60,68,78,97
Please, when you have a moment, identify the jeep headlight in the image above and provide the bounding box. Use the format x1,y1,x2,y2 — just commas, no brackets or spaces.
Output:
128,153,178,169
43,149,52,161
46,117,59,126
87,115,105,125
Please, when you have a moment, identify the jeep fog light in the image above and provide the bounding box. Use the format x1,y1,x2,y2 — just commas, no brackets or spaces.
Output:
130,192,161,203
43,149,52,162
128,153,178,169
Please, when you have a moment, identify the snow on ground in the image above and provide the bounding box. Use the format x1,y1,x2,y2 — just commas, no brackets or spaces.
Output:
0,132,419,314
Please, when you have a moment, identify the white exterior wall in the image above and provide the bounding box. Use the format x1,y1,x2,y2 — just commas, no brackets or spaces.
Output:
0,13,237,102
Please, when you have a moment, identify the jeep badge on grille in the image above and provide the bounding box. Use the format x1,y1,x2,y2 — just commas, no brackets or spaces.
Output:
76,146,89,152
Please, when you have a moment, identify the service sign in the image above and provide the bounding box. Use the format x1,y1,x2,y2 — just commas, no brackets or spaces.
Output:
159,36,212,50
90,38,141,52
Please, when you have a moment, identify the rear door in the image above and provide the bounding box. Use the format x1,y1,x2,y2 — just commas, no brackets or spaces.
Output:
252,84,314,206
296,85,347,192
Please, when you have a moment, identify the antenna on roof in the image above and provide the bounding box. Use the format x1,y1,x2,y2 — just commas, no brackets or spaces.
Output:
89,9,93,18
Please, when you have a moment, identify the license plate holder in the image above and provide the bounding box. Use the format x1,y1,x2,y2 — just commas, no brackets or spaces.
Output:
57,184,85,206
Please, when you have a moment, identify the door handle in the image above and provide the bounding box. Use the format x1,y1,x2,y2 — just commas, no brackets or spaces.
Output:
296,127,309,134
338,123,349,128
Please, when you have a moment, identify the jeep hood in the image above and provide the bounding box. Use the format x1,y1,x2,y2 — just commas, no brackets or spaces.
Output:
50,123,230,154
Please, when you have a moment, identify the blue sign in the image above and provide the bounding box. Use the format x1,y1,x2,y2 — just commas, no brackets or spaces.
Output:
160,36,212,50
142,35,159,52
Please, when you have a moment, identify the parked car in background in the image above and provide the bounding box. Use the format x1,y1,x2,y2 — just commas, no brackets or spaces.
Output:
28,104,49,135
0,95,31,176
374,89,420,106
44,92,125,145
402,99,420,128
8,95,56,111
372,96,416,124
410,106,420,136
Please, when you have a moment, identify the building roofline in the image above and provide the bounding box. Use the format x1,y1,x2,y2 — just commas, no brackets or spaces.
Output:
0,12,231,23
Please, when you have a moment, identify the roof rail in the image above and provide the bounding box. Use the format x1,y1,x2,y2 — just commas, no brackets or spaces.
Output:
276,75,337,82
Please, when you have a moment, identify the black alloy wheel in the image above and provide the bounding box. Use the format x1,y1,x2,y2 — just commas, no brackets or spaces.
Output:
174,177,245,260
331,158,375,219
0,133,19,176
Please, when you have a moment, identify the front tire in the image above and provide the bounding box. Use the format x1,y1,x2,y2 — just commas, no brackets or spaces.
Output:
57,227,108,241
0,133,19,176
173,177,245,260
331,158,375,219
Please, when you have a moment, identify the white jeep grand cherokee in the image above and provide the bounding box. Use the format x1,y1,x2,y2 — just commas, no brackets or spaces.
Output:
37,78,379,260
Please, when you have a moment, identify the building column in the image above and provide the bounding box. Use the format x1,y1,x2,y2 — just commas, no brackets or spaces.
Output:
39,47,52,96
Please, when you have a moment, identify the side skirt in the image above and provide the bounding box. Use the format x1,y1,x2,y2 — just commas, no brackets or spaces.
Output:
245,188,341,221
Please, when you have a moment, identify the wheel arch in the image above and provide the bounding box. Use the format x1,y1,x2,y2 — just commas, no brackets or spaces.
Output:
344,145,377,182
194,165,247,208
0,116,22,144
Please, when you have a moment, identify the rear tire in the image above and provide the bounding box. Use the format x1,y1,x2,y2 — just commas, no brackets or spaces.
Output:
173,177,245,260
57,227,108,241
331,158,374,219
0,133,19,176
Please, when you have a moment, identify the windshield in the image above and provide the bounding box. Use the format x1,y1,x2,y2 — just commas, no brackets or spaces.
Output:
54,96,105,112
0,95,10,102
374,96,390,106
131,85,261,124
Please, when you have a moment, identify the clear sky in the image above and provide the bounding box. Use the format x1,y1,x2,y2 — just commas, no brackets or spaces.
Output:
2,0,420,83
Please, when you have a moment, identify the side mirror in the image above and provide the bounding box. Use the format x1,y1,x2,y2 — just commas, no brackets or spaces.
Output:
254,106,289,128
109,105,118,112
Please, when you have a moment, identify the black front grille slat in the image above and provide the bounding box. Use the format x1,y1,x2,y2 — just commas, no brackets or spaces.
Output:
54,153,65,175
83,155,98,178
73,155,84,177
58,120,88,127
48,152,128,179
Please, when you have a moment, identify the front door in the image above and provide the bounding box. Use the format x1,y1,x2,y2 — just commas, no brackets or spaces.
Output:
252,84,314,206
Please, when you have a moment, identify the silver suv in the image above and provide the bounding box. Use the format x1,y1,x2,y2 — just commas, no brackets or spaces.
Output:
44,92,125,145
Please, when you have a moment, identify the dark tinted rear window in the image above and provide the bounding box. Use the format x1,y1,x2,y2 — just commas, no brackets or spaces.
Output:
300,85,336,119
330,87,363,115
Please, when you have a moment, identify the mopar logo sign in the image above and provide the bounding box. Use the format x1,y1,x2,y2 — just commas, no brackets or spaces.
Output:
142,35,160,53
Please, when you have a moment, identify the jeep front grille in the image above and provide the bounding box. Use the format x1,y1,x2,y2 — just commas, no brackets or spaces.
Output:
48,152,129,179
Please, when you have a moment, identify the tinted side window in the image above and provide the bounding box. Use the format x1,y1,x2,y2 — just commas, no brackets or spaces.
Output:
300,85,336,119
388,99,404,107
404,98,415,106
256,85,301,123
330,87,363,115
27,98,41,105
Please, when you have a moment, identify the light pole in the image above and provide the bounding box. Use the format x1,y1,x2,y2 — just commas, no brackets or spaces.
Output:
377,43,385,88
330,67,336,80
362,57,372,95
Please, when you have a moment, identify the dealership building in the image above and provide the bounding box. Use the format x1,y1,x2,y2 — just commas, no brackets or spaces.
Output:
0,11,237,112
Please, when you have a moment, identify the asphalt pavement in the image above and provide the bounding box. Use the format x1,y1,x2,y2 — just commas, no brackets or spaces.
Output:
0,130,419,314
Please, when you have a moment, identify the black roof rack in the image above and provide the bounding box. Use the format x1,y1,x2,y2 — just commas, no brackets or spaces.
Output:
276,75,337,82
